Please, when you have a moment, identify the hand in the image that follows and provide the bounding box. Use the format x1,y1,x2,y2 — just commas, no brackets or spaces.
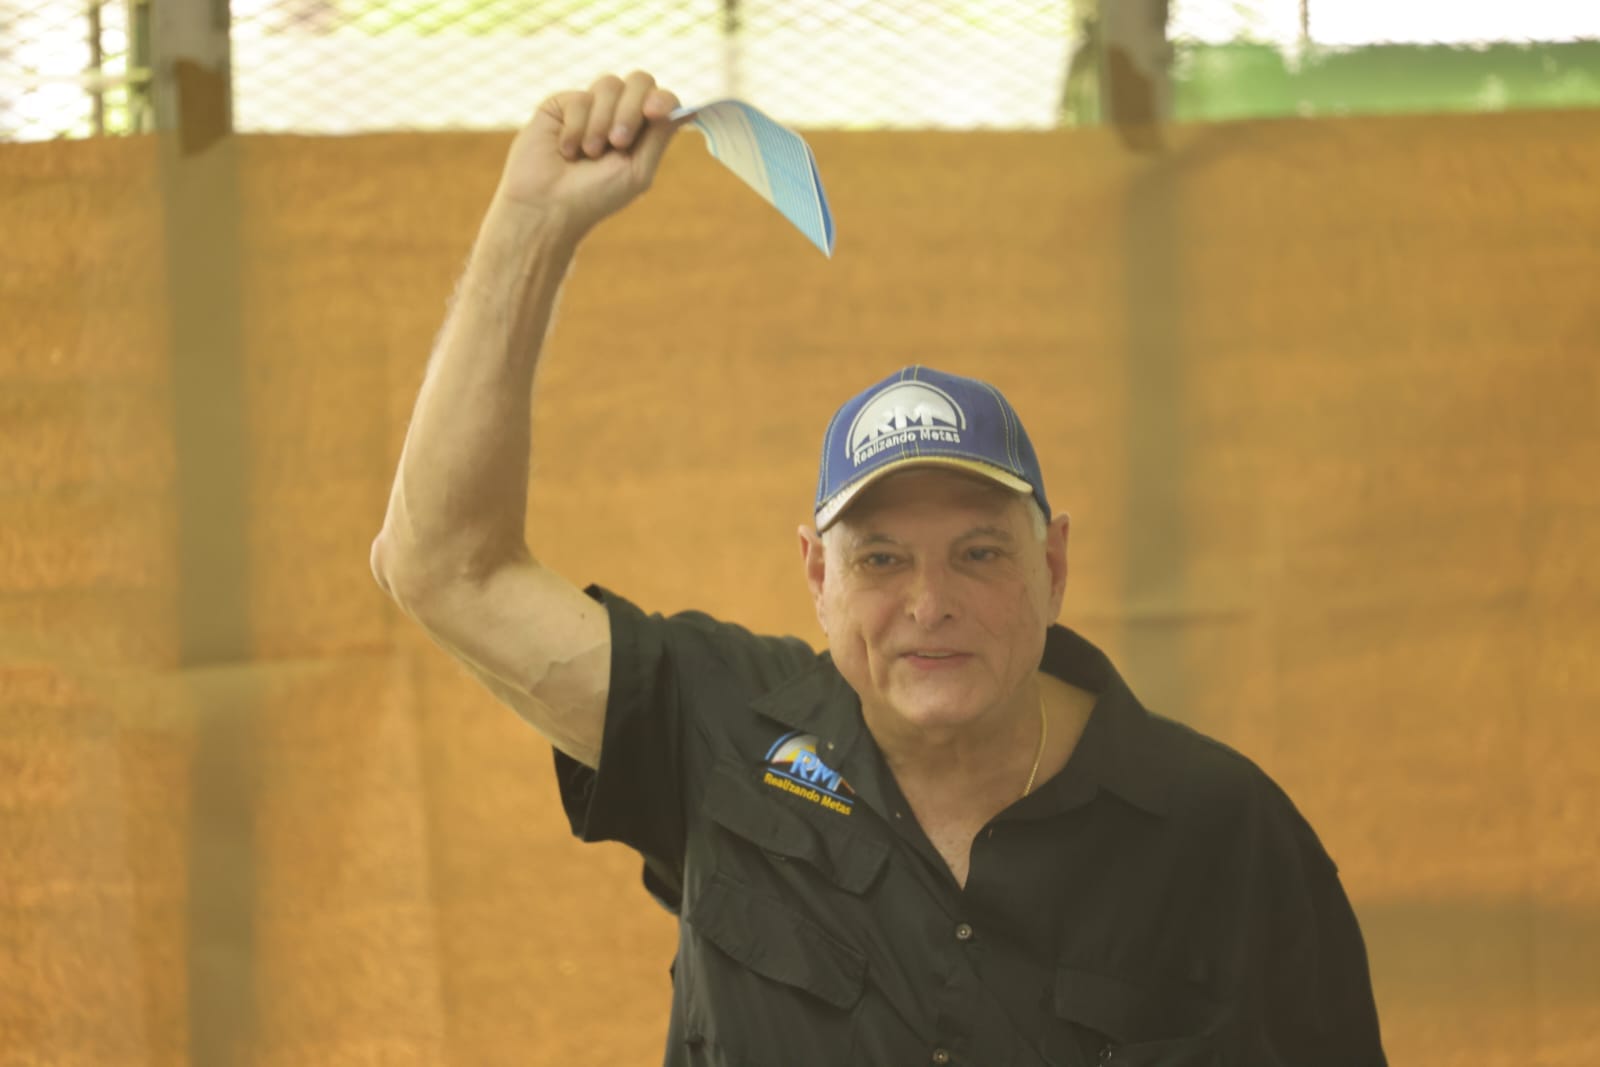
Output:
496,71,683,239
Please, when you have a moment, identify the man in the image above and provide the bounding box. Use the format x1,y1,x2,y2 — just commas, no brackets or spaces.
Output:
372,72,1387,1066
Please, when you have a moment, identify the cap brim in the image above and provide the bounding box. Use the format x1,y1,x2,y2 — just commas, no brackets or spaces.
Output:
815,457,1034,531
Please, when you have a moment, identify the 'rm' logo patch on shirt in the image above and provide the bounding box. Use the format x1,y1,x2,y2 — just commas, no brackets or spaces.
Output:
762,731,854,815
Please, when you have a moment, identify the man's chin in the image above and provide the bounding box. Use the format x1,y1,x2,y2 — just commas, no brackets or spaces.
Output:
887,685,989,730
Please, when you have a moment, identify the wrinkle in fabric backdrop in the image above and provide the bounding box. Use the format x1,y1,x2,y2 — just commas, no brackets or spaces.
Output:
1,111,1598,1066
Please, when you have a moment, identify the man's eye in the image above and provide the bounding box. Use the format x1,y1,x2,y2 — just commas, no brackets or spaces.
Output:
861,553,899,568
966,547,1001,562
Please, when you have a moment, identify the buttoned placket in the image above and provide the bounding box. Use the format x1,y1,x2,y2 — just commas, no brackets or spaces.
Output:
739,638,1156,1067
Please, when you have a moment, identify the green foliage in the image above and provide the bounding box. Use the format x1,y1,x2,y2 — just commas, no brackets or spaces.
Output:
1173,40,1600,121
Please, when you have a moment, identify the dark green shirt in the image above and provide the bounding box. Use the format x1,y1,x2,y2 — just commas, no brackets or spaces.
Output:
555,588,1386,1066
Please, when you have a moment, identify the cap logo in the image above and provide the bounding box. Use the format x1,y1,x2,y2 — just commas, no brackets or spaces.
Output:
846,382,965,467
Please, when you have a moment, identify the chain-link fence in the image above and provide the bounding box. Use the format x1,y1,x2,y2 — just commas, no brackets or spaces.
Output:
4,1,1600,141
1,0,143,139
235,0,1095,132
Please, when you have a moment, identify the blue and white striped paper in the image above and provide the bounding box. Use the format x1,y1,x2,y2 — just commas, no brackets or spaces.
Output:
671,99,835,258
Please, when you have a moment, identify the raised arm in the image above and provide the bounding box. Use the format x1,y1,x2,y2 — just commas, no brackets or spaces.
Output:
370,72,682,768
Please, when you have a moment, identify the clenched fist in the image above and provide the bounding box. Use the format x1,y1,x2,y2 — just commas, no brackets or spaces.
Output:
496,70,683,240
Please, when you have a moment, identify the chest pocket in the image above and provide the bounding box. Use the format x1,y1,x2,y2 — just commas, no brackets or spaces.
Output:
701,762,889,894
687,872,866,1011
1053,966,1223,1067
681,767,887,1061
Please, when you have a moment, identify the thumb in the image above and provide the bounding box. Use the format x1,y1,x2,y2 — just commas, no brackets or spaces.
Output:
629,108,687,186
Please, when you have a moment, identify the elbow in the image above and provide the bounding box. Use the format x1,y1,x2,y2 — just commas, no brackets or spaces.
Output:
370,534,435,618
368,531,457,613
369,532,402,600
369,529,528,609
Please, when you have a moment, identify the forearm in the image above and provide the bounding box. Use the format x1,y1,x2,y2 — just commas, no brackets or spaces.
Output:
375,197,582,590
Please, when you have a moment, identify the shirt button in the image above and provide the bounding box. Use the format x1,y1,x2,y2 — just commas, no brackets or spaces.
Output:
931,1049,951,1065
955,921,974,942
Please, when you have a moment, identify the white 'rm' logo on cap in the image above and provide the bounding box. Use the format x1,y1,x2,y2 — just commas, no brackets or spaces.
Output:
847,382,966,466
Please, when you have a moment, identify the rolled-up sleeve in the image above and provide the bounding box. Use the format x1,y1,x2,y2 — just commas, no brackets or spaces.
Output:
553,585,816,912
1262,821,1388,1066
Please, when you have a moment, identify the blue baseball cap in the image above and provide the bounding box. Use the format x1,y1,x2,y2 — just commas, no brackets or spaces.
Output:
814,366,1050,531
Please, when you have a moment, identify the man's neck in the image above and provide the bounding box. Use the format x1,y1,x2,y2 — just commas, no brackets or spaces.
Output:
868,674,1096,811
867,674,1096,888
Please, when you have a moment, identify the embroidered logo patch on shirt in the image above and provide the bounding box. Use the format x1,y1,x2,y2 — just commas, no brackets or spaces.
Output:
762,731,855,815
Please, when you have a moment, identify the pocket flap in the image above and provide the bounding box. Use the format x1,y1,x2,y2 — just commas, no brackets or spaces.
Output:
689,873,867,1011
1054,966,1218,1045
1055,967,1148,1043
703,765,889,894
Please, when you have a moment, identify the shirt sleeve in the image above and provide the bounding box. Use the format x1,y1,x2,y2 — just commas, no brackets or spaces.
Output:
1261,811,1388,1066
552,585,816,911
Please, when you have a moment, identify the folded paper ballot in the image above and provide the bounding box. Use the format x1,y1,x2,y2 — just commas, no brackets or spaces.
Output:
670,99,835,258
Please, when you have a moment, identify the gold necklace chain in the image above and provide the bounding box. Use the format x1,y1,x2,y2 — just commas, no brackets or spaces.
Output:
1022,689,1048,798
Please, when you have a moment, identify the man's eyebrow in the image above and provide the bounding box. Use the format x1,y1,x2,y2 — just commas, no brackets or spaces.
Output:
845,525,1015,550
956,525,1016,543
845,532,901,550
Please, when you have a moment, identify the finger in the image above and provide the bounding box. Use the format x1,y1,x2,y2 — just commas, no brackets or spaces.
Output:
608,70,657,149
555,91,591,161
630,95,684,182
583,74,625,158
641,86,682,123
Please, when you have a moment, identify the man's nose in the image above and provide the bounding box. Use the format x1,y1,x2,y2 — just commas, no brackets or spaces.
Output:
907,562,956,626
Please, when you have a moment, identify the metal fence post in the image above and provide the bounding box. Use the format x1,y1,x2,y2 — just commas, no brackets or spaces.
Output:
151,5,257,1067
150,0,231,148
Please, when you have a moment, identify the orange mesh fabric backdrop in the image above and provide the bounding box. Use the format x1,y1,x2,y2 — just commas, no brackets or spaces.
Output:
2,110,1597,1066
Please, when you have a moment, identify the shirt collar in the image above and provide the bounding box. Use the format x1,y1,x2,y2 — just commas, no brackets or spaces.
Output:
1035,624,1171,818
749,624,1171,819
749,651,868,761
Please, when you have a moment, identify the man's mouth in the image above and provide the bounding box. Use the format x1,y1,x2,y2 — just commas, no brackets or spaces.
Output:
903,649,970,667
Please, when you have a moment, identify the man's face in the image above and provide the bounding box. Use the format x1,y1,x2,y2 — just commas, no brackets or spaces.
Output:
801,467,1068,737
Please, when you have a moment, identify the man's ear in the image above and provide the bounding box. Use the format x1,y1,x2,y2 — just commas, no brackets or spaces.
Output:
1046,512,1071,614
799,525,828,626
